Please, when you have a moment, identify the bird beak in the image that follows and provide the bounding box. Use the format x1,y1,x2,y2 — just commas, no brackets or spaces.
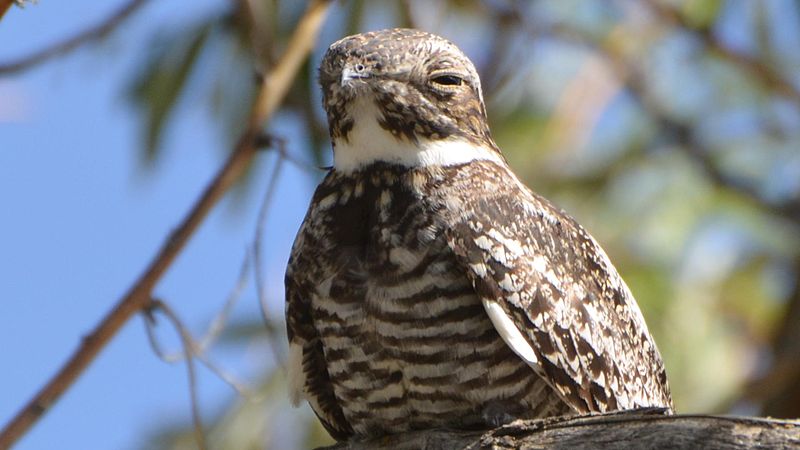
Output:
341,64,370,86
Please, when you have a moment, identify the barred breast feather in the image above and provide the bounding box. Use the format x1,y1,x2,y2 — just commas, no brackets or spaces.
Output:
443,161,672,413
285,160,671,439
288,27,672,441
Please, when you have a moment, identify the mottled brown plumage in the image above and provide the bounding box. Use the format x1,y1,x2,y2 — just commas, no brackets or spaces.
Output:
286,28,672,441
319,28,493,146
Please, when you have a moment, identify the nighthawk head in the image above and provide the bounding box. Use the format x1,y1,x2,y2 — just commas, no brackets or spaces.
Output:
319,28,504,172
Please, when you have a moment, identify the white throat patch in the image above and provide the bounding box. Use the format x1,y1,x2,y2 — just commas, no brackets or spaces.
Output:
332,97,503,172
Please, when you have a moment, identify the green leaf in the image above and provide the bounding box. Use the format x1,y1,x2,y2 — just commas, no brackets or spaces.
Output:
681,0,723,29
129,21,214,164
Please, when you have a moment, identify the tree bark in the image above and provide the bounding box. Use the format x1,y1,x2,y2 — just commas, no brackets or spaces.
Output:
319,411,800,450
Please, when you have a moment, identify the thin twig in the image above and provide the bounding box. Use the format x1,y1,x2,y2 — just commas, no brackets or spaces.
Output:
642,0,800,418
0,0,13,21
273,141,321,172
0,0,26,21
0,0,150,75
644,0,800,106
253,145,287,364
0,1,332,447
195,352,252,397
480,7,518,98
238,0,272,75
143,301,252,397
397,0,417,29
142,250,253,396
145,322,252,396
199,248,252,352
147,299,207,450
511,11,800,223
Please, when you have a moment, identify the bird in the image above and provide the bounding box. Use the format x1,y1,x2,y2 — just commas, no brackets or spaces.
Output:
285,28,672,441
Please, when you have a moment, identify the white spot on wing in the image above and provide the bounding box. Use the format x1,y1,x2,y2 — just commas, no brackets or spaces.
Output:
470,262,488,277
318,193,338,210
474,235,493,251
486,228,524,258
287,342,305,406
483,300,539,368
531,255,563,291
498,273,518,292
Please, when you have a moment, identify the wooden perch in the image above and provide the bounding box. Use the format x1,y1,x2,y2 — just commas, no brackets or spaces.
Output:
320,411,800,450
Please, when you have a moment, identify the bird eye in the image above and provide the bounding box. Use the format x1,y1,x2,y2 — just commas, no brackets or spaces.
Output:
431,74,463,86
354,63,366,73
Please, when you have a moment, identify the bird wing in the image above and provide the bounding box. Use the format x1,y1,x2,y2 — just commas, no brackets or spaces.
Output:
285,219,354,440
444,177,672,413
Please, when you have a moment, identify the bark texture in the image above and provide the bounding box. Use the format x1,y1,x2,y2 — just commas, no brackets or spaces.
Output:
320,411,800,450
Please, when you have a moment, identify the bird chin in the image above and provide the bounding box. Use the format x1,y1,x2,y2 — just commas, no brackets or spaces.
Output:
339,78,370,94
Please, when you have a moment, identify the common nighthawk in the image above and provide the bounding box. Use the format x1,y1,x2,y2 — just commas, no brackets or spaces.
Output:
285,28,672,440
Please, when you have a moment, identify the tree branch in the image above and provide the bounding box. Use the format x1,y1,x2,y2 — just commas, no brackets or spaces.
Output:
645,0,800,106
0,0,150,75
145,299,207,450
320,413,800,450
517,13,800,223
142,251,254,397
0,1,332,447
0,0,14,21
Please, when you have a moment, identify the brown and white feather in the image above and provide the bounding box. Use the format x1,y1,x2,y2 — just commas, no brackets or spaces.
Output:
285,28,672,441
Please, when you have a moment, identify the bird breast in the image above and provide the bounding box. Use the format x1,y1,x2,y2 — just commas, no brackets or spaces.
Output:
306,164,568,436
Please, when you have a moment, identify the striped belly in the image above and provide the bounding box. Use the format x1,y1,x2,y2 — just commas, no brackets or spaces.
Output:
313,242,570,437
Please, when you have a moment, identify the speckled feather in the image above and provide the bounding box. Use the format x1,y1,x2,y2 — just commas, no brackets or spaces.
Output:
319,28,492,145
286,28,672,441
443,162,671,412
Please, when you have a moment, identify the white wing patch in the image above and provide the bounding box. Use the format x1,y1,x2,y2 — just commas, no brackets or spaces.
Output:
287,342,306,406
482,300,539,367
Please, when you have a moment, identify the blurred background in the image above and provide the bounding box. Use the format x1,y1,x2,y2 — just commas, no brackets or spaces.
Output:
1,0,799,448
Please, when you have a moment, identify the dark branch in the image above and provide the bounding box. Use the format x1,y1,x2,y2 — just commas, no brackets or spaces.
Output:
511,10,800,224
0,0,18,22
645,0,800,106
142,254,254,396
0,0,150,75
0,1,333,447
320,412,800,450
146,299,207,450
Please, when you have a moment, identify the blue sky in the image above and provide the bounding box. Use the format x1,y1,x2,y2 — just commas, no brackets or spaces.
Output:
3,0,800,448
0,1,322,448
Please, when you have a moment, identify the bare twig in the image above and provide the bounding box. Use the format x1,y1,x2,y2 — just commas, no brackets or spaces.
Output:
644,0,800,106
0,1,332,447
145,315,252,396
253,143,287,364
201,250,252,352
143,250,253,396
0,0,12,21
146,299,207,450
238,0,272,75
539,53,623,155
657,115,800,222
748,255,800,418
507,7,800,417
397,0,417,29
510,11,800,223
270,138,321,172
641,0,800,418
0,0,150,75
604,45,800,222
0,0,24,21
480,7,518,97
